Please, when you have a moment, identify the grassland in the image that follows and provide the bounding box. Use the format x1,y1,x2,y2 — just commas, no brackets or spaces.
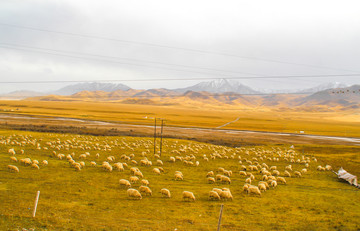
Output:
1,100,360,138
1,130,360,230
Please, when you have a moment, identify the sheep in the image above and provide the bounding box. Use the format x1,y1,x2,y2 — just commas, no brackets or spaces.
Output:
258,183,267,192
182,191,195,202
284,170,291,177
221,175,231,184
277,177,287,184
262,175,268,181
130,167,139,175
212,188,223,195
301,168,307,174
175,173,183,181
141,179,149,186
80,161,85,168
158,167,164,173
31,163,40,170
245,185,261,196
157,159,163,166
285,165,292,171
7,165,19,173
223,170,232,177
131,160,138,165
258,181,270,189
294,171,302,177
20,158,32,166
153,168,161,175
135,171,144,178
216,174,223,181
79,154,87,159
206,171,214,177
270,180,277,188
127,188,142,200
42,160,48,166
249,174,255,181
32,160,39,165
239,171,247,177
119,179,131,188
270,166,277,171
245,178,252,184
272,170,280,176
325,165,332,171
160,188,171,198
208,177,216,184
209,190,221,200
90,161,97,167
169,157,176,163
139,185,152,196
8,148,15,155
317,165,326,171
74,164,81,171
114,163,124,171
219,190,233,201
10,156,17,162
130,176,139,184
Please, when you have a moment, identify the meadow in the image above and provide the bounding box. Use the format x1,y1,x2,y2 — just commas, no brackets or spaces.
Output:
1,130,359,230
1,100,360,138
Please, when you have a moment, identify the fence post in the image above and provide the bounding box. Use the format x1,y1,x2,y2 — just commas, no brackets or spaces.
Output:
32,191,40,218
217,204,224,231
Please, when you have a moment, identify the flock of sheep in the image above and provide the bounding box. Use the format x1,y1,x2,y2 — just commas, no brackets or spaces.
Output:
2,132,334,202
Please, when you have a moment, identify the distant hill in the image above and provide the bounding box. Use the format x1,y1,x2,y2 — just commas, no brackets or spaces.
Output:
53,82,131,95
0,90,46,100
175,79,260,94
296,82,349,94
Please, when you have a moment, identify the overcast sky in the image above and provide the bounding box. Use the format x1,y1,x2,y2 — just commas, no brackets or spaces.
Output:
0,0,359,93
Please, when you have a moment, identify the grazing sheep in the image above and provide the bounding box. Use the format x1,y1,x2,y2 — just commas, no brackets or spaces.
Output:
157,159,163,166
31,163,40,170
285,165,292,171
32,160,39,165
277,177,287,184
209,191,221,200
130,167,139,175
153,168,161,175
221,175,231,184
249,174,255,180
294,171,302,177
90,161,97,167
130,176,139,184
212,188,223,195
325,165,332,171
208,177,216,184
245,185,261,196
272,170,280,176
141,179,149,186
258,183,267,192
8,148,15,155
270,166,277,171
160,188,171,198
245,178,252,184
317,165,326,171
262,175,268,181
135,171,144,178
119,179,131,188
158,167,164,173
258,181,270,189
74,164,81,171
270,180,277,188
114,163,124,171
7,165,19,173
175,173,183,181
127,188,142,200
239,171,247,177
10,156,17,162
169,157,176,162
42,160,48,166
80,161,85,168
20,158,32,166
206,171,214,177
182,191,196,202
224,170,232,177
301,168,307,174
219,190,233,201
284,170,291,177
139,185,152,196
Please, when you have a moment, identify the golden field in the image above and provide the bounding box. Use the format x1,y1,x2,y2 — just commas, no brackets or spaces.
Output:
1,130,360,231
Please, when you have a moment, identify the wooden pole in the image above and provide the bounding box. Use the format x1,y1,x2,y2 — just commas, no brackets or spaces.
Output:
159,119,164,157
32,191,40,218
217,204,224,231
153,118,157,155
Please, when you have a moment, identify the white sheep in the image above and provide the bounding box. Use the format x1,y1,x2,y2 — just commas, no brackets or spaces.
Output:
153,168,161,175
8,148,15,155
209,191,221,200
31,163,40,170
10,156,17,162
169,157,176,162
206,171,214,177
208,177,215,184
276,177,287,184
258,183,267,192
139,185,152,196
42,160,48,166
182,191,195,202
221,175,231,184
160,188,171,198
219,190,233,201
119,179,131,188
7,165,19,173
141,179,149,186
135,171,144,178
284,170,291,177
239,171,247,177
301,168,307,174
90,161,97,167
294,171,302,177
127,188,142,200
130,176,139,184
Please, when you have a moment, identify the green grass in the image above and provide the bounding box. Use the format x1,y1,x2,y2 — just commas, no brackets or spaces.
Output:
0,130,359,230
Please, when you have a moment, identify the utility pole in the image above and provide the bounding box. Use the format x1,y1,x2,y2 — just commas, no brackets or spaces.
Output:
153,118,157,155
160,119,164,157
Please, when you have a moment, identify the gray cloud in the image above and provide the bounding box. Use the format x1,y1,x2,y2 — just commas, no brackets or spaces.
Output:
0,0,359,93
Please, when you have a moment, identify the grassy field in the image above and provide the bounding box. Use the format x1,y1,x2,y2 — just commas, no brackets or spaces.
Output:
1,130,359,230
1,100,360,138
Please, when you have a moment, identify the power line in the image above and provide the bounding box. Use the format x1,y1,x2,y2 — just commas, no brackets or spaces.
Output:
0,22,358,73
0,42,259,76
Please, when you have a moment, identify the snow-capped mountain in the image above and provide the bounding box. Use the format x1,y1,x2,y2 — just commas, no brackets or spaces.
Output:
296,82,349,94
53,82,131,95
175,79,260,94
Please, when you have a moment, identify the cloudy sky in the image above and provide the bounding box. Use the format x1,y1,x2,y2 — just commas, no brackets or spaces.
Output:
0,0,359,93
